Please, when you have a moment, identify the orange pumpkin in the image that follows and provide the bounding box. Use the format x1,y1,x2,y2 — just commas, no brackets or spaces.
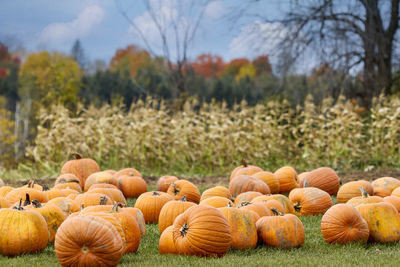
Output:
74,192,114,208
55,173,80,185
251,171,280,194
113,168,142,179
121,207,146,237
383,196,400,213
158,196,196,234
229,175,270,197
88,183,119,190
6,187,48,204
55,215,124,266
0,196,11,208
167,180,200,203
372,177,400,197
252,198,285,214
337,180,374,203
117,175,147,198
44,188,66,200
47,197,80,216
0,186,13,197
321,204,369,244
239,202,272,219
134,191,174,223
156,176,179,192
274,166,299,193
200,196,233,208
289,187,333,215
159,225,178,254
230,159,263,182
234,191,263,206
302,167,341,195
22,180,43,191
54,182,82,193
297,172,310,187
88,188,127,206
84,171,118,192
60,153,100,188
261,194,295,214
346,187,383,207
173,205,231,257
200,186,232,201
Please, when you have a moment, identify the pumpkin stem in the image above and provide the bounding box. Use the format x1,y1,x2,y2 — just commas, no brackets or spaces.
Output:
26,180,35,188
80,204,85,211
111,203,124,213
294,202,302,212
152,191,161,196
227,202,232,207
23,193,31,206
32,199,42,208
359,187,369,198
13,199,24,210
271,207,284,216
180,223,188,237
99,196,108,205
241,159,248,167
240,201,252,207
71,152,82,160
129,172,134,176
179,196,187,202
303,180,309,188
172,185,180,195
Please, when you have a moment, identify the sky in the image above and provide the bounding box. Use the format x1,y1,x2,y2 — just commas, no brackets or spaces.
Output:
0,0,290,66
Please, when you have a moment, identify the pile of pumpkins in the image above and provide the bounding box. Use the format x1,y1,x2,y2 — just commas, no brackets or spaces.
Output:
1,154,400,266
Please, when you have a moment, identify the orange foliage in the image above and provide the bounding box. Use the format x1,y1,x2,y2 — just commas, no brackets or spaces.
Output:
252,55,272,74
222,58,250,76
190,53,225,78
109,45,151,76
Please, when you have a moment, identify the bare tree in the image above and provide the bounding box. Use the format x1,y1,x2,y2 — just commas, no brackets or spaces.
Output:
115,0,211,99
237,0,400,105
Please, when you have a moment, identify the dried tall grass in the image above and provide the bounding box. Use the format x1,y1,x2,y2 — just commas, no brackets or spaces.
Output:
25,95,400,175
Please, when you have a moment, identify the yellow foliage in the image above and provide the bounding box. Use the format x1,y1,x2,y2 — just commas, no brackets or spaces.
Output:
235,64,257,81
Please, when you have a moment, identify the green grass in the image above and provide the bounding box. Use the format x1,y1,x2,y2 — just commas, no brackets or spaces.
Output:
1,198,400,266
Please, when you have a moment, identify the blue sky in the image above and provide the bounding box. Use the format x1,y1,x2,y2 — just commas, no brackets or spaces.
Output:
0,0,289,65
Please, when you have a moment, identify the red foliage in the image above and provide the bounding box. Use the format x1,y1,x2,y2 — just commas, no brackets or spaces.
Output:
109,45,151,76
0,68,7,78
190,53,225,78
253,55,272,74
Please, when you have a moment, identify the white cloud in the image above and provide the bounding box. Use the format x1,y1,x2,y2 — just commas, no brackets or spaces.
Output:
39,5,105,47
204,1,225,19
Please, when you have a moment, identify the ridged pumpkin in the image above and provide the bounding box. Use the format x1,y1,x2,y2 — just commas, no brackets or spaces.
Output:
239,202,272,218
289,187,333,215
55,173,80,186
156,176,179,192
252,171,280,193
218,206,258,250
230,160,263,182
134,191,174,223
337,180,374,203
159,226,177,254
6,187,48,204
234,191,263,206
113,168,142,179
0,203,49,256
25,200,66,242
44,188,66,200
158,196,197,234
117,175,147,198
60,153,100,188
346,188,383,207
356,202,400,243
252,198,285,214
47,197,80,216
200,186,232,201
88,187,127,206
389,186,400,199
173,205,231,257
298,172,310,187
54,181,82,193
321,204,369,244
0,186,13,197
122,207,146,237
55,215,124,266
84,171,118,192
383,196,400,213
200,196,233,208
256,208,305,248
372,177,400,197
274,166,299,193
88,183,119,190
74,192,114,208
261,194,295,214
229,175,270,197
22,180,43,191
167,180,200,203
0,196,10,208
302,167,341,195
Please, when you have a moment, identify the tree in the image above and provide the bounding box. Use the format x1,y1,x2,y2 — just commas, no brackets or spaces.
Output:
221,58,250,77
190,53,225,78
109,45,152,77
115,0,212,99
71,39,86,70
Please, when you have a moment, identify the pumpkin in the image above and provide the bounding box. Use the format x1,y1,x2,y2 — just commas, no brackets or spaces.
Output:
274,166,299,193
88,183,119,190
6,187,48,204
302,167,341,195
79,196,114,214
173,205,231,257
200,196,233,208
257,208,305,248
158,196,197,233
88,187,127,206
60,188,80,196
200,186,232,201
60,153,100,188
383,196,400,213
84,171,118,192
321,204,369,244
25,200,66,242
252,198,285,214
22,180,43,191
390,186,400,199
117,175,147,198
289,187,333,215
103,169,117,175
297,172,310,187
159,225,178,254
239,202,272,218
356,202,400,243
121,207,146,237
54,182,82,193
74,192,114,208
261,194,295,214
167,180,200,203
134,191,174,223
346,187,383,207
0,202,48,256
229,175,270,197
251,171,280,194
156,175,179,192
47,197,80,216
109,203,141,253
234,191,263,206
0,197,10,208
113,168,142,179
55,215,124,266
230,159,263,182
55,173,80,186
44,188,66,200
337,180,374,203
218,206,258,250
0,186,13,197
372,177,400,197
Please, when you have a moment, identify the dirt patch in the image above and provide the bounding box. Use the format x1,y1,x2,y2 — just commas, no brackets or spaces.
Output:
5,169,400,188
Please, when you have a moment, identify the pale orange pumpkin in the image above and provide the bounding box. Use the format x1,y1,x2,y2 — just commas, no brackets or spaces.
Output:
274,166,299,193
